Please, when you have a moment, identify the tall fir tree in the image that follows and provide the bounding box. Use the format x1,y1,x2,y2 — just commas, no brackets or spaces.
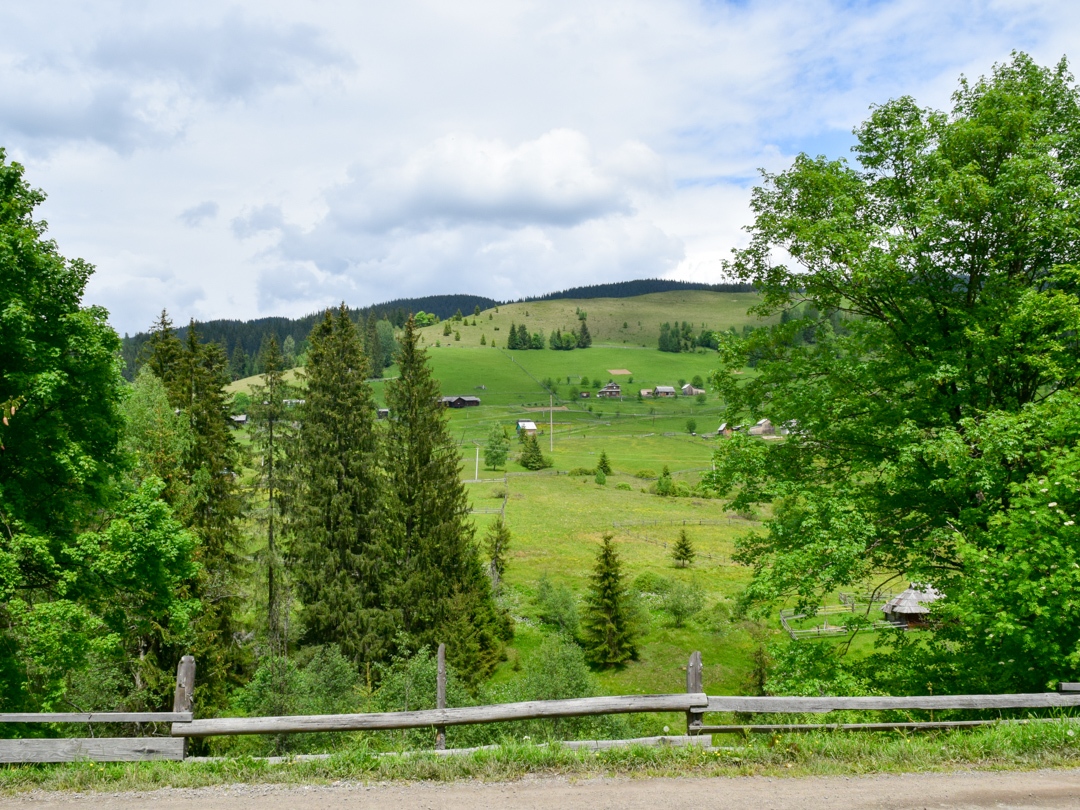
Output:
484,518,512,593
581,534,637,666
176,324,248,708
576,318,592,348
382,316,508,681
249,335,295,652
518,431,550,470
364,310,382,379
141,310,184,398
287,305,393,664
596,450,612,476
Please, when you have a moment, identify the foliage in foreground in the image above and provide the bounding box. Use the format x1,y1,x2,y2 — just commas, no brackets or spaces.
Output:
707,52,1080,694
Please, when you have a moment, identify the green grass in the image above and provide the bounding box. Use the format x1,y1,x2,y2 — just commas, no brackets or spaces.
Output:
4,721,1080,794
422,290,772,349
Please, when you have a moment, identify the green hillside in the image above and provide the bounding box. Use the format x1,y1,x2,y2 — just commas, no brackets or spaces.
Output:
420,290,771,349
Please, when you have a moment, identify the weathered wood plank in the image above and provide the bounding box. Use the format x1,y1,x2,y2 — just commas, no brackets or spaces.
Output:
0,737,185,763
0,713,192,724
700,720,1019,734
173,694,709,737
1059,683,1080,693
705,693,1080,713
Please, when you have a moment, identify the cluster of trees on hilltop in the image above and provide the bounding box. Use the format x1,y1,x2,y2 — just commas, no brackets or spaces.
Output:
526,279,754,301
658,321,718,353
120,293,496,381
0,151,508,718
706,53,1080,695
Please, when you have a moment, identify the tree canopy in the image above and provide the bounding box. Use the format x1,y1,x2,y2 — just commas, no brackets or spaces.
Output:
708,53,1080,692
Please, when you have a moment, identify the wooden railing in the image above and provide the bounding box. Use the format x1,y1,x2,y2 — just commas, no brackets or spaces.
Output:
3,652,1080,762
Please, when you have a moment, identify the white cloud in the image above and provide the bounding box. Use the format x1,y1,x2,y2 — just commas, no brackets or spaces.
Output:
4,0,1079,332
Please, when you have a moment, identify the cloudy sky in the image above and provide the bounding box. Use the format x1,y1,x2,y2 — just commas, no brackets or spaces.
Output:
2,1,1076,334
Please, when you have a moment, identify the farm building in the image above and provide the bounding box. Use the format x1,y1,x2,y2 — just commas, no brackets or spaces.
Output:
377,408,390,420
881,585,942,627
230,414,248,427
653,385,676,397
748,418,775,436
640,388,653,398
597,382,622,398
580,391,590,398
516,420,538,435
681,383,706,396
717,422,736,438
440,395,481,408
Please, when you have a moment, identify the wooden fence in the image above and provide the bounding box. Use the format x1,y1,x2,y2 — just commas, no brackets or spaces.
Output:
3,652,1080,762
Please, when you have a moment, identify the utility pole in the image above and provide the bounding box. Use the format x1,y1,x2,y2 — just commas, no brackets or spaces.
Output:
550,394,554,452
475,443,479,480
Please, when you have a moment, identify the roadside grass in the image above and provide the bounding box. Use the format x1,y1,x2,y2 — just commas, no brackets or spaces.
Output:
4,720,1080,794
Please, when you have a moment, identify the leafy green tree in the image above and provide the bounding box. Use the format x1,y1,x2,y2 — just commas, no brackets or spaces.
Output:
594,469,606,486
288,306,393,665
483,424,510,470
655,465,675,497
661,581,703,628
686,418,697,434
484,518,511,592
382,317,508,681
672,529,695,568
581,534,637,666
596,450,612,476
282,335,297,368
518,431,552,470
121,367,193,508
709,53,1080,692
249,335,295,652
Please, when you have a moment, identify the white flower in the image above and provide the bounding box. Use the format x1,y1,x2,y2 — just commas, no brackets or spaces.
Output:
1050,502,1059,508
1065,521,1075,526
1069,730,1076,737
663,725,670,733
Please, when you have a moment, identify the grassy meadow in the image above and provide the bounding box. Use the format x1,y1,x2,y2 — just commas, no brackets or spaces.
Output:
227,292,785,727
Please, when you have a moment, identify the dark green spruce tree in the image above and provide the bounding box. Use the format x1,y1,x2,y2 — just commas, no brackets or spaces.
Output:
249,335,295,653
382,316,509,682
364,310,382,379
581,534,637,666
178,325,247,708
287,305,393,664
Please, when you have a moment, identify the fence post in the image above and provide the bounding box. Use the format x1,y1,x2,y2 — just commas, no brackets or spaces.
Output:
435,643,446,750
172,655,195,757
686,651,703,734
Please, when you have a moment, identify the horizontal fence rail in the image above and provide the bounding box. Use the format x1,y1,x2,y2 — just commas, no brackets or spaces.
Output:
0,712,192,724
172,694,708,738
704,694,1080,714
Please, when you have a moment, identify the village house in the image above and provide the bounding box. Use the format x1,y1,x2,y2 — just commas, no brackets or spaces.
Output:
440,395,481,408
516,419,538,436
653,385,676,397
681,383,706,397
377,408,390,420
597,382,621,398
229,414,248,427
748,418,775,436
639,388,653,398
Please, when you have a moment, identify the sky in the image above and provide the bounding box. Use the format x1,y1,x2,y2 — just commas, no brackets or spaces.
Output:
2,0,1076,335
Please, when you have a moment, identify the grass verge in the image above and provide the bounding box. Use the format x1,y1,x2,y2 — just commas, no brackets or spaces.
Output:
4,720,1080,794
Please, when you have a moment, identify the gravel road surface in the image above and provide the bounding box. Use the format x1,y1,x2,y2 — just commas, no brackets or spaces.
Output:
5,770,1080,810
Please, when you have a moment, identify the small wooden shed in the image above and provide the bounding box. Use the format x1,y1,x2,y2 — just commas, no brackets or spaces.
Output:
881,585,942,627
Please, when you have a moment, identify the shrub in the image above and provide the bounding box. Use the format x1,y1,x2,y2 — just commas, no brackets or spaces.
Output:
634,469,656,479
695,393,707,404
594,469,606,485
686,418,697,434
615,482,632,491
632,571,671,595
568,467,595,476
536,575,580,637
662,581,704,628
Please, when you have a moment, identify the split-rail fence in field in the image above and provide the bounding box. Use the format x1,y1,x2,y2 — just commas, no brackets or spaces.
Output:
2,650,1079,763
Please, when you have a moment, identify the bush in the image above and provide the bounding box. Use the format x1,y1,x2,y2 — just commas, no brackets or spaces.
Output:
229,645,361,755
695,393,707,405
536,575,579,637
594,469,606,485
615,482,632,491
686,418,697,434
661,581,704,628
568,467,596,476
634,469,656,479
631,571,671,595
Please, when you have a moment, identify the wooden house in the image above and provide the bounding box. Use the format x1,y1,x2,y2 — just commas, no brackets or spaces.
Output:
681,383,706,396
597,382,622,398
516,419,538,436
440,396,481,408
748,418,775,436
653,385,676,398
881,585,942,627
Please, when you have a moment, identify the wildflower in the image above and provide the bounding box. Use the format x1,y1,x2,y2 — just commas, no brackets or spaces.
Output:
1066,521,1075,526
1050,502,1058,508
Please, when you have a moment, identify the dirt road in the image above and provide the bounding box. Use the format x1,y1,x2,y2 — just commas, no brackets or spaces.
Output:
6,770,1080,810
